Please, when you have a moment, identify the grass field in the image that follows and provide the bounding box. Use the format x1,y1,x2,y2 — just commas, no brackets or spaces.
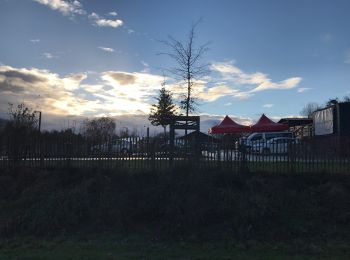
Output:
1,236,350,260
1,167,350,259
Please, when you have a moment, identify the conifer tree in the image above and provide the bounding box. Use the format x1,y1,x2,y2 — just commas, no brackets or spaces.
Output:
149,85,176,140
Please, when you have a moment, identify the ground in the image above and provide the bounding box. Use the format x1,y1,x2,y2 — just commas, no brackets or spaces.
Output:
1,236,350,260
1,167,350,259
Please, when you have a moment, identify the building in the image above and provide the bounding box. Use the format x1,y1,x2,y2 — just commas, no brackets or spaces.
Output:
278,118,313,138
312,101,350,136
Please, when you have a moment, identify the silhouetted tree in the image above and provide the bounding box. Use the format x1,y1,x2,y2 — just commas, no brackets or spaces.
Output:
119,127,129,138
300,102,321,118
83,117,116,144
5,103,38,160
149,86,177,140
343,95,350,102
7,103,37,130
161,21,209,117
326,98,339,106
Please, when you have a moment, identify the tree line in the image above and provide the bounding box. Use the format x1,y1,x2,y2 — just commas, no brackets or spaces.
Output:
300,95,350,118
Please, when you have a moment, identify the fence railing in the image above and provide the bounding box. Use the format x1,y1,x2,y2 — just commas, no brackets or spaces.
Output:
1,133,350,173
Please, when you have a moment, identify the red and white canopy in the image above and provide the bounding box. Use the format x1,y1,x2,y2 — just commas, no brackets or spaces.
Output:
250,114,289,132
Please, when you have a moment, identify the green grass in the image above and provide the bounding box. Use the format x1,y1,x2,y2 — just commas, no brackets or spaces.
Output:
1,236,350,260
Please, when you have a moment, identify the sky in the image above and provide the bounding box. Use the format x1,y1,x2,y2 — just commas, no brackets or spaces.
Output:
0,0,350,132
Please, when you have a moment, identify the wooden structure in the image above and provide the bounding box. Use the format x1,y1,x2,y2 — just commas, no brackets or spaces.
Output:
169,116,200,163
278,118,313,138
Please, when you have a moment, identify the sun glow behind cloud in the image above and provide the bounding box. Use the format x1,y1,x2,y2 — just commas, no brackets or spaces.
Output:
0,65,164,116
0,60,303,118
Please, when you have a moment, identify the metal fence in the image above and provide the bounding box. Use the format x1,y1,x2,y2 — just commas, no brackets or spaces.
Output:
1,132,350,173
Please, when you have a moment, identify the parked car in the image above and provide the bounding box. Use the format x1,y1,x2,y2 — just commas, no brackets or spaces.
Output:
92,139,134,156
251,137,298,155
236,132,294,151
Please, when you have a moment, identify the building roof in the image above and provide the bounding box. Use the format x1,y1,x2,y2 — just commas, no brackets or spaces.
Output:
278,117,313,127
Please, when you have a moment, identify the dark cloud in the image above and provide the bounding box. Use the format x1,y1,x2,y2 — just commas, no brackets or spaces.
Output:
0,69,48,93
0,81,25,93
0,70,47,84
107,72,136,85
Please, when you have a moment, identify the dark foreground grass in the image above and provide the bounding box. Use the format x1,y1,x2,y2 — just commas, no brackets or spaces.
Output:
1,166,350,259
1,236,350,260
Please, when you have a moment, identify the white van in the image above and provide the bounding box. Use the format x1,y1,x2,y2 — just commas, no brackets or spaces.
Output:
238,132,294,150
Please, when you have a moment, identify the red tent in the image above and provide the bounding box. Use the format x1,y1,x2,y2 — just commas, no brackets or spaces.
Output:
250,114,289,132
209,115,250,134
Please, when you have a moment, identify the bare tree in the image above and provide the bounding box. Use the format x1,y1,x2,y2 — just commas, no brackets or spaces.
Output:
160,21,209,117
83,117,116,144
344,95,350,102
300,102,321,118
326,98,339,107
5,103,38,161
7,103,38,130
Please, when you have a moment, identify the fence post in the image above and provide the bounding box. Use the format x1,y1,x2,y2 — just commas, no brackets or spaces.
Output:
217,143,221,169
290,143,296,173
240,145,248,173
39,133,44,168
150,140,156,171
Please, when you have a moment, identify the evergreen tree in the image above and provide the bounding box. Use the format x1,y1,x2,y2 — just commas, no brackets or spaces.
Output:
149,86,176,140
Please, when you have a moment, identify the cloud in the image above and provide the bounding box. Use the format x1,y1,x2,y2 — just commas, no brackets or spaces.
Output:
172,60,302,103
0,65,90,115
109,11,118,16
103,72,137,85
250,77,302,92
2,65,298,133
1,63,297,123
0,69,46,85
33,1,124,30
30,39,40,43
43,53,55,59
33,0,85,16
197,85,241,102
297,87,311,93
262,103,274,108
165,77,251,103
0,65,168,117
99,71,167,114
89,12,123,28
98,46,115,53
210,61,302,94
141,61,149,67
